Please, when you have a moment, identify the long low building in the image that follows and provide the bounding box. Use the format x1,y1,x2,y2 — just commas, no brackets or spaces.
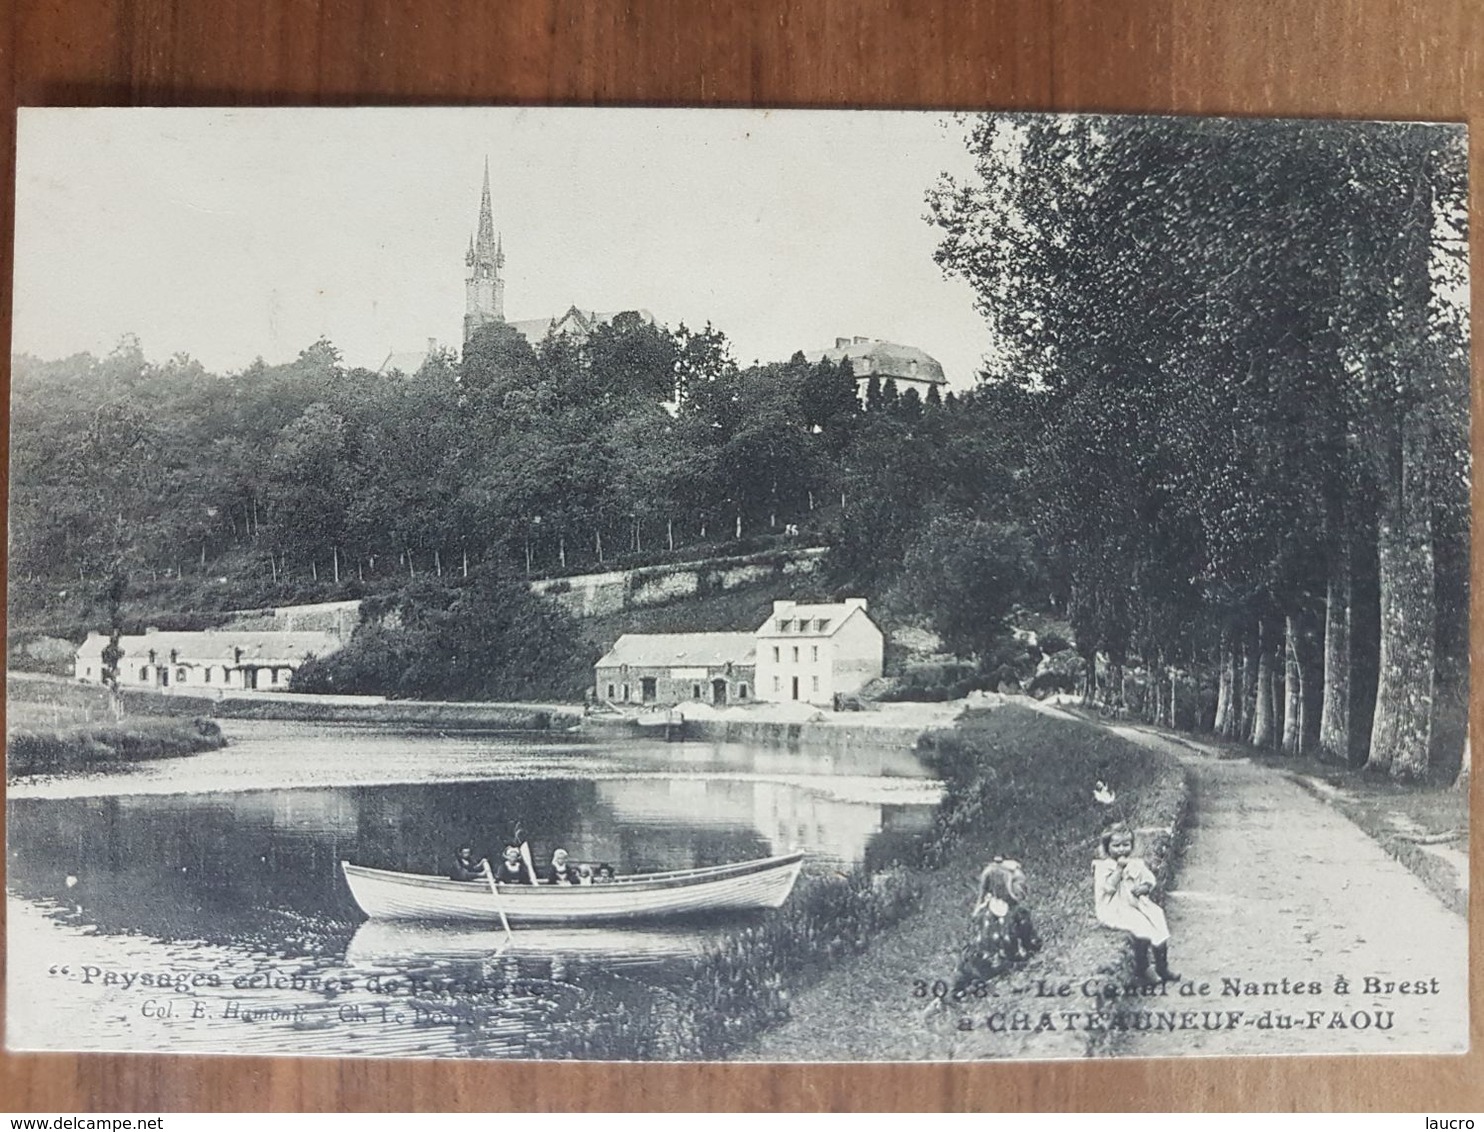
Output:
73,628,343,692
594,632,756,707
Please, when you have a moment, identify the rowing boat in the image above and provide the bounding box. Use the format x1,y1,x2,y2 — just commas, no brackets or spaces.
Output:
340,851,806,924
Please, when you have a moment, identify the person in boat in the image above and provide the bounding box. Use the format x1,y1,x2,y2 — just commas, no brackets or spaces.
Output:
594,863,616,884
547,848,579,885
576,863,594,885
491,845,533,885
449,846,485,882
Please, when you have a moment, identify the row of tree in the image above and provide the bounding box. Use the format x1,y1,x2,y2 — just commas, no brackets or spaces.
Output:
925,114,1469,783
11,316,962,595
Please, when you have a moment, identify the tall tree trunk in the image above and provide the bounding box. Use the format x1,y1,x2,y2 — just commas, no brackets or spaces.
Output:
1318,543,1352,763
1237,622,1257,741
1251,618,1277,749
1367,415,1436,779
1214,627,1235,736
1282,614,1304,755
1456,734,1470,791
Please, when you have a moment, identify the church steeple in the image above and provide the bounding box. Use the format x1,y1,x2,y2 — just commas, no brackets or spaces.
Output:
464,157,506,347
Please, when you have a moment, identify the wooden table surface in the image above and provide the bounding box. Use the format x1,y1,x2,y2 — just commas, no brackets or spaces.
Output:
2,0,1480,1113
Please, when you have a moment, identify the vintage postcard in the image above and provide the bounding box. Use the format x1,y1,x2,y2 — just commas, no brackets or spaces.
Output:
6,107,1469,1061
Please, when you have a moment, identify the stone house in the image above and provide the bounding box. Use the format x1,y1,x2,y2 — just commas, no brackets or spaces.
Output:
593,632,756,707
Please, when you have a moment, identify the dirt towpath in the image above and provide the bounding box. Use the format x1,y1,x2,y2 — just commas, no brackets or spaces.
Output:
1100,723,1467,1058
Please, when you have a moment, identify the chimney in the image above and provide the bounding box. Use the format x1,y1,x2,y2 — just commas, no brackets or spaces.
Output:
773,600,796,614
835,337,850,349
854,336,871,345
843,597,868,613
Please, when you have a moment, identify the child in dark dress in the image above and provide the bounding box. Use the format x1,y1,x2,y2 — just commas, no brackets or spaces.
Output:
952,857,1042,995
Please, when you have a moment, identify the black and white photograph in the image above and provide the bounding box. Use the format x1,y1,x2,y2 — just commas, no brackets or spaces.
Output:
5,106,1470,1062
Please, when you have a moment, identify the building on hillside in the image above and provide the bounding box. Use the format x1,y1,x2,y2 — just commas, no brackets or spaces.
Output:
463,158,508,347
378,338,443,377
805,337,948,396
506,305,657,348
594,632,756,707
753,598,883,706
73,628,343,692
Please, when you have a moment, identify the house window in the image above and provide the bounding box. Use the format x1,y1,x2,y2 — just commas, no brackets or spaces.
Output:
270,669,280,684
812,675,820,692
85,667,92,677
798,619,810,632
817,619,830,632
607,683,615,699
773,676,780,693
693,684,702,699
176,667,188,682
170,650,179,664
204,668,212,684
779,619,793,632
792,647,799,663
622,684,630,701
812,646,819,663
739,684,749,700
773,647,780,662
139,666,149,681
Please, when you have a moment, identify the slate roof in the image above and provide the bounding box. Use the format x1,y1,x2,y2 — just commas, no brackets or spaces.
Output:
755,600,873,639
508,307,656,345
595,632,756,670
378,348,435,376
76,630,342,665
804,338,948,386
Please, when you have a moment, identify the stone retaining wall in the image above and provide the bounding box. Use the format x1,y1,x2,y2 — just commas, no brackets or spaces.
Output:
682,717,920,753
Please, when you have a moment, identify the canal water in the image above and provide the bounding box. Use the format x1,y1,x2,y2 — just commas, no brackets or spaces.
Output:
6,720,941,1059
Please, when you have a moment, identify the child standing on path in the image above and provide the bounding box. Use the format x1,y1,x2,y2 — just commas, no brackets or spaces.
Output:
1094,822,1181,983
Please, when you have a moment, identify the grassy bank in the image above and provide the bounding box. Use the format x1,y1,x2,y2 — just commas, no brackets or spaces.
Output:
112,688,577,730
8,716,226,777
518,702,1186,1061
738,703,1189,1061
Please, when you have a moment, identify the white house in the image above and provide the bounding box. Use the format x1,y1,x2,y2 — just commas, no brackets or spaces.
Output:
753,598,883,705
73,628,343,692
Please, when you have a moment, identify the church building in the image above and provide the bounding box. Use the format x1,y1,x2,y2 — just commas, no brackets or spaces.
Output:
463,158,508,347
461,162,651,353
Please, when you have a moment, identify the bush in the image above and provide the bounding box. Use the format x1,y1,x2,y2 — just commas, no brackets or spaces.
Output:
8,716,225,777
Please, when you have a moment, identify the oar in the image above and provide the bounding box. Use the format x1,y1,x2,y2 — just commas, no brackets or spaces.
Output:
481,858,515,953
519,839,539,888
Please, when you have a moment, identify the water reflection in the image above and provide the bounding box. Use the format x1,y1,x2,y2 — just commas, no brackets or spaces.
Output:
6,728,941,1058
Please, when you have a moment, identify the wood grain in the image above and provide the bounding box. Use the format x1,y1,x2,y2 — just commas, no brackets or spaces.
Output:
2,0,1480,1112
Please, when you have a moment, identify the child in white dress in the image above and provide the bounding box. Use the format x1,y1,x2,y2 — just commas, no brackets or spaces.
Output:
1093,823,1180,982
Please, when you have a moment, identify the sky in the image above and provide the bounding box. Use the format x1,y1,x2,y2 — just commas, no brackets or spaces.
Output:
13,107,995,388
